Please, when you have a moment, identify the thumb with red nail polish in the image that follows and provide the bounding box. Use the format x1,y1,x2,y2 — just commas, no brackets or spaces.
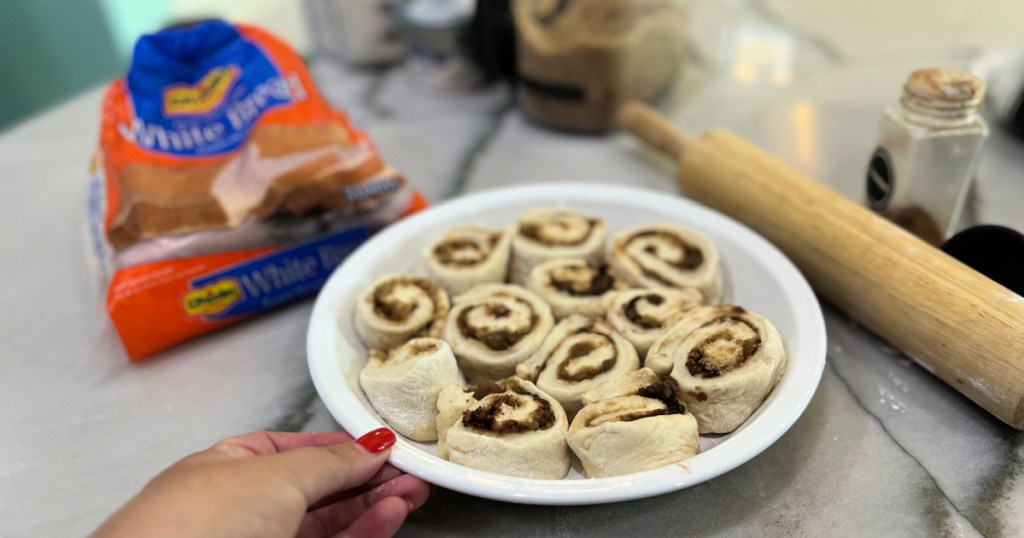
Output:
356,427,397,454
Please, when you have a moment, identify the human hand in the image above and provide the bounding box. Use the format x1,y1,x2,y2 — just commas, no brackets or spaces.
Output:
92,429,431,538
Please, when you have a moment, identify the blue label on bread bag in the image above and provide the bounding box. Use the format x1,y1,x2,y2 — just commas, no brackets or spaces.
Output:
118,21,306,157
187,225,369,320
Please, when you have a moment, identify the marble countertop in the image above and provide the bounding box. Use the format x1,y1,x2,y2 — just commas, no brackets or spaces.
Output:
3,1,1024,536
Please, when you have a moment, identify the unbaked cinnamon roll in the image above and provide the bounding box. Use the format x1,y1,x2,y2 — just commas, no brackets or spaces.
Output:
527,258,629,319
608,223,722,304
568,368,699,477
359,338,464,442
355,275,449,350
439,377,570,479
443,284,555,384
424,225,514,294
516,315,640,418
646,305,787,434
605,287,703,359
511,208,606,284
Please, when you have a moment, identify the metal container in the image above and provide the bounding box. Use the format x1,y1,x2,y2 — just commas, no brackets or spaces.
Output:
395,0,485,90
305,0,406,66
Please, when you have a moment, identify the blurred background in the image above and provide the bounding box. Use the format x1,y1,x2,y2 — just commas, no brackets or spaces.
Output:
7,0,1024,132
4,2,1024,535
0,0,306,130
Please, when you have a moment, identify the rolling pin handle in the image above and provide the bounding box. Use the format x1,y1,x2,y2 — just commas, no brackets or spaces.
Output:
618,101,691,160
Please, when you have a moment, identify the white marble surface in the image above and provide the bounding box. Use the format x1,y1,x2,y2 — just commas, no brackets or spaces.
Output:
3,1,1024,536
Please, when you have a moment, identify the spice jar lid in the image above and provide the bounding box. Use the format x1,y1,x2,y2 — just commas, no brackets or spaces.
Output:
903,68,986,107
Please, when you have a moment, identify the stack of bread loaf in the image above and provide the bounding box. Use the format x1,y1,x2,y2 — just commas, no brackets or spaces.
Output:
91,21,425,360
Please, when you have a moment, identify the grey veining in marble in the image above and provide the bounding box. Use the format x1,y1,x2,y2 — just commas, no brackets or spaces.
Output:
311,61,514,203
3,1,1024,537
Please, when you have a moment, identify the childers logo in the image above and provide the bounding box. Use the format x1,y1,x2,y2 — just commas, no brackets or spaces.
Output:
162,66,240,116
118,72,306,156
182,280,243,317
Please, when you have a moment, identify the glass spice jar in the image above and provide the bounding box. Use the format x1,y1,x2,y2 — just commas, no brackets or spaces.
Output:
865,68,989,245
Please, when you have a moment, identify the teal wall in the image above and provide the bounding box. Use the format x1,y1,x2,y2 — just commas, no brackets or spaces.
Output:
0,0,307,132
0,0,124,130
99,0,171,63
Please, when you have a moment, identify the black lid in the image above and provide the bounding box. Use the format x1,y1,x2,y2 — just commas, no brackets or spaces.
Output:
942,224,1024,296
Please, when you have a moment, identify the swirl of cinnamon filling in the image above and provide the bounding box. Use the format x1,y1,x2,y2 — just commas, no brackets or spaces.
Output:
443,284,555,384
608,223,722,304
425,226,513,294
684,315,761,379
646,305,787,434
461,384,557,434
510,208,606,284
568,368,699,477
355,275,449,350
605,287,703,358
527,258,629,319
516,315,640,418
439,377,571,479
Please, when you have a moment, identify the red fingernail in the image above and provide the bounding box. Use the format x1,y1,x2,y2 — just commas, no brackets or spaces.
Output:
355,428,396,454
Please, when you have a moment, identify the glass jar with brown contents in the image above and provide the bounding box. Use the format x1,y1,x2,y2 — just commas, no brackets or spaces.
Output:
865,68,989,245
513,0,687,133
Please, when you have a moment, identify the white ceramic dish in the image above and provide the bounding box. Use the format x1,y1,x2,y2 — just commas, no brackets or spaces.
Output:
307,183,826,505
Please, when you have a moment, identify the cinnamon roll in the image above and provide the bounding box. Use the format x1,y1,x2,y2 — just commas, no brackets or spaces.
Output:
511,208,606,284
646,305,787,434
608,223,723,304
355,275,449,350
444,284,555,384
516,315,640,418
568,368,699,478
527,258,629,320
359,338,464,442
424,225,514,294
439,377,570,479
605,287,703,358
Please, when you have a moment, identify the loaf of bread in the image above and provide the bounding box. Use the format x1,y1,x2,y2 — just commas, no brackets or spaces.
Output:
92,21,423,360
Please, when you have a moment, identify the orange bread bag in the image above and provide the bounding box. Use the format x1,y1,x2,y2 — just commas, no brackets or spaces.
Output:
87,21,425,359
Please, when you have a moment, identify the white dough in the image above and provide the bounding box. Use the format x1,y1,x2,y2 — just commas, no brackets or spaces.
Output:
511,208,606,284
568,399,698,478
607,222,722,304
435,385,476,459
440,377,570,479
646,305,787,434
359,338,464,442
568,368,699,477
424,225,513,295
355,275,449,350
444,283,555,384
516,315,640,419
605,287,703,359
527,257,629,320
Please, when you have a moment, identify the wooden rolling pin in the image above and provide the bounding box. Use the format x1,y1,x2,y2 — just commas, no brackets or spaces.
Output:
620,101,1024,430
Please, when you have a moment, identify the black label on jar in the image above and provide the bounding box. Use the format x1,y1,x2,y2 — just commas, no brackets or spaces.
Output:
519,76,585,102
866,147,895,210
